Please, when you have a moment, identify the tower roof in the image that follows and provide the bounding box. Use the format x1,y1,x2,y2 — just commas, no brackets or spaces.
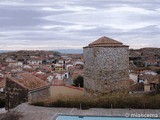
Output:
86,36,128,47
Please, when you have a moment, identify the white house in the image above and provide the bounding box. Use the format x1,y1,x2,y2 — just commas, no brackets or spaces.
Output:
74,61,84,66
143,70,157,76
129,73,138,83
27,58,43,65
23,65,32,69
16,62,23,67
58,60,64,65
8,61,23,68
47,75,54,83
144,60,158,67
54,72,68,80
0,73,4,78
66,64,74,71
5,57,15,63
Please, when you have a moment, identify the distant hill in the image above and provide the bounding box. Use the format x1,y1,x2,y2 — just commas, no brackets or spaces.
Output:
0,50,16,53
55,49,83,54
0,49,83,54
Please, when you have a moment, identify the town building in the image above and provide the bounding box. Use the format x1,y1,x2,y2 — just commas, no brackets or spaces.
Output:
0,77,5,93
140,74,160,92
74,61,84,69
27,58,43,65
54,64,64,72
83,36,129,94
5,73,50,109
144,60,159,67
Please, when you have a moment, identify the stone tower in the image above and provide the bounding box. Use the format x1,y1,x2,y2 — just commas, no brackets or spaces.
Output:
83,36,129,93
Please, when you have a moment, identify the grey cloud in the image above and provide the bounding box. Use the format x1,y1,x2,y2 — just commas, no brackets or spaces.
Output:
0,0,159,50
0,6,75,29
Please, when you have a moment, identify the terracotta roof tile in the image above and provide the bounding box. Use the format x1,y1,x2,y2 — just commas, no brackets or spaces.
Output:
7,73,49,90
90,36,122,45
144,60,159,63
84,36,129,48
86,36,128,47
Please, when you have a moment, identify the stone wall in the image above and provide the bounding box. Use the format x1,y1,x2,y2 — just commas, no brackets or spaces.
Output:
5,77,50,109
5,77,28,109
28,86,50,103
83,46,129,93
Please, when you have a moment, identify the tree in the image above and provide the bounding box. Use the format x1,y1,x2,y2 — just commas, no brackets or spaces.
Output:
155,84,160,93
73,75,84,88
156,70,160,74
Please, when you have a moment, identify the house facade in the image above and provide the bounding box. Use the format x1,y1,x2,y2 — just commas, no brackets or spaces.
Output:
144,60,159,67
140,74,160,92
5,78,28,109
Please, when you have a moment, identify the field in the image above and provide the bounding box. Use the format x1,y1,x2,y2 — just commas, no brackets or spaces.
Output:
32,88,160,109
31,85,160,109
50,86,84,101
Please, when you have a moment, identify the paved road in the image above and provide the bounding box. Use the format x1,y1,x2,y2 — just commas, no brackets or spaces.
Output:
0,108,6,114
2,103,160,120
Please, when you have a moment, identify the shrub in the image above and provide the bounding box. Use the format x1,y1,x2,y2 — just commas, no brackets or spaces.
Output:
73,75,84,87
156,70,160,74
0,99,5,108
155,84,160,93
32,101,45,106
32,94,160,109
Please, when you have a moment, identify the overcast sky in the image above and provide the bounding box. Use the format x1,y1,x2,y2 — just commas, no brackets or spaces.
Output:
0,0,160,50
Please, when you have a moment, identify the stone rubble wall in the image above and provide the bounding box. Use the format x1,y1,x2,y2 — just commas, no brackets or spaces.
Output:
83,47,129,93
5,77,28,109
28,86,50,103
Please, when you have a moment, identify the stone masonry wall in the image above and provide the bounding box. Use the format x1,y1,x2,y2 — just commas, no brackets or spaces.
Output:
5,78,28,109
28,86,50,103
83,46,129,93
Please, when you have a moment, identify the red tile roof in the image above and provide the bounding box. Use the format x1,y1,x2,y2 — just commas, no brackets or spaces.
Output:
7,73,49,90
35,73,48,81
52,80,63,85
144,60,159,63
86,36,129,47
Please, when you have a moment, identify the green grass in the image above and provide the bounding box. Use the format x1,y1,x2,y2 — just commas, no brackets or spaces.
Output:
32,94,160,109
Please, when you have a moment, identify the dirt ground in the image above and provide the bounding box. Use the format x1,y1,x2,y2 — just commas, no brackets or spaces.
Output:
50,86,84,100
2,103,160,120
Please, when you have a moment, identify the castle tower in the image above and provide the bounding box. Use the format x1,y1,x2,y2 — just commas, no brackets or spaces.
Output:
83,36,129,93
